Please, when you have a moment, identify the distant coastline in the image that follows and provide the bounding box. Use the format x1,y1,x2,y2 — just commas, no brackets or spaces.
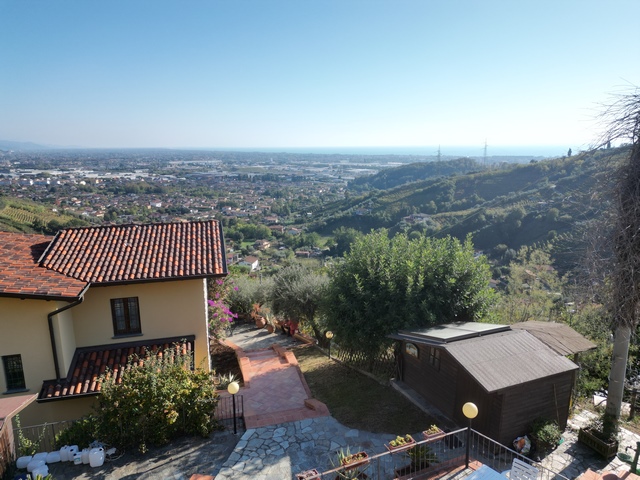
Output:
0,139,575,158
210,145,571,158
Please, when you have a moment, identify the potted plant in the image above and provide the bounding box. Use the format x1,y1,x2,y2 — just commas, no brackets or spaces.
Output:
386,434,415,452
262,308,276,334
578,414,619,459
422,424,444,441
394,443,438,479
251,303,266,328
530,418,562,459
296,468,320,480
333,447,369,479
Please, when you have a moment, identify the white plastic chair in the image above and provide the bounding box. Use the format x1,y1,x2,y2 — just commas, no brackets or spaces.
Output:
507,458,539,480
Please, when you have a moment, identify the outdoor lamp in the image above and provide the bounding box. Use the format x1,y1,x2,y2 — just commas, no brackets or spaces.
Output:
228,381,240,434
325,331,334,358
462,402,478,420
462,402,478,468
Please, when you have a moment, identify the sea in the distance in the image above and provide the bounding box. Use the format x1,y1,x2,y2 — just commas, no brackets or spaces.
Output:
215,145,573,158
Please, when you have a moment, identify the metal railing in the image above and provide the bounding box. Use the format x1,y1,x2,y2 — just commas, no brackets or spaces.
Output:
214,394,245,433
295,428,570,480
12,420,75,455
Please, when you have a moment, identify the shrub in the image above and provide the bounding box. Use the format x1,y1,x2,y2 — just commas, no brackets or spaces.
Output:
531,418,562,453
55,416,98,449
94,344,219,452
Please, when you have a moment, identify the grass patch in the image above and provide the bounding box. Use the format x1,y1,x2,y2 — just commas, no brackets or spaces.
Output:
293,345,439,435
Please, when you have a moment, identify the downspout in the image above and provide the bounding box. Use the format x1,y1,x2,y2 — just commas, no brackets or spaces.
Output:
48,296,84,380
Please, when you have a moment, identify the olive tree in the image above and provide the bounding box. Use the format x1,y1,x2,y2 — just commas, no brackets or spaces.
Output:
270,264,328,341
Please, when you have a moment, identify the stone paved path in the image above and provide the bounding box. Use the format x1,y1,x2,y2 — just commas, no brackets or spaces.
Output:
214,416,394,480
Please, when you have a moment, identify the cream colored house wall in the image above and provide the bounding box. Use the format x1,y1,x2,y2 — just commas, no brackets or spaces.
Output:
53,306,78,377
72,278,211,370
2,278,212,426
0,298,60,396
17,395,96,426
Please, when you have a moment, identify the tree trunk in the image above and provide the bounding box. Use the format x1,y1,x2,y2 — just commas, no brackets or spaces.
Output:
605,325,631,428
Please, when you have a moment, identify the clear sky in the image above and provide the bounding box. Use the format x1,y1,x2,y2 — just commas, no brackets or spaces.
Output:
0,0,638,154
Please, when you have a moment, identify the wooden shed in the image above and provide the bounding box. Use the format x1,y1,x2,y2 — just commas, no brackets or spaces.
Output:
391,322,579,445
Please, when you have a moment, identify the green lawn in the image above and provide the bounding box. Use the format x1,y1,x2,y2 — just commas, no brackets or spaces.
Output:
293,345,439,435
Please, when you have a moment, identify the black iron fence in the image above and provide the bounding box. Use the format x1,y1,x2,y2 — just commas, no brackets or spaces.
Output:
214,394,245,433
295,428,570,480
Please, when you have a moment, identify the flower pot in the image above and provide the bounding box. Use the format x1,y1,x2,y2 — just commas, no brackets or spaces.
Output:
266,324,275,334
340,451,369,471
423,427,444,442
386,435,416,453
578,427,619,459
255,316,266,328
296,468,320,480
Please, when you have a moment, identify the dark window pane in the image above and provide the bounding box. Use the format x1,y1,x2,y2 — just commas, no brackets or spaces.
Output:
3,354,26,390
111,297,141,335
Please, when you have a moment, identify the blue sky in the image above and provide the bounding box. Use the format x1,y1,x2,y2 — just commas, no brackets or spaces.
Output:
0,1,638,154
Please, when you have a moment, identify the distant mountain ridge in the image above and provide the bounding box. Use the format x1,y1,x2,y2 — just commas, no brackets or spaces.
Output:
0,140,57,151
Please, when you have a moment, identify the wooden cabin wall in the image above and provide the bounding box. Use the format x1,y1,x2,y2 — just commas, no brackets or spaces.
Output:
401,342,458,418
453,367,503,442
497,370,576,445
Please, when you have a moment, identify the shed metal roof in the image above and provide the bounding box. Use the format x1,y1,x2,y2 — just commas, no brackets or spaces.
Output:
398,322,510,344
443,329,578,393
510,321,596,356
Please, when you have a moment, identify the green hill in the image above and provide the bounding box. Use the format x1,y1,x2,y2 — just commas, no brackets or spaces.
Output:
0,196,89,233
348,157,483,191
311,147,626,274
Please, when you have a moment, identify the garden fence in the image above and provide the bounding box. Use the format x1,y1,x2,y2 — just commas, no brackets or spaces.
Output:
331,344,397,382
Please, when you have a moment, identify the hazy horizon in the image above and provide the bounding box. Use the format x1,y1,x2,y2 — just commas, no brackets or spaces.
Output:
0,139,571,158
1,1,638,151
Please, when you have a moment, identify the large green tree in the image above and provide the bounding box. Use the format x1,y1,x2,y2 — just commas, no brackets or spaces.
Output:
323,230,495,352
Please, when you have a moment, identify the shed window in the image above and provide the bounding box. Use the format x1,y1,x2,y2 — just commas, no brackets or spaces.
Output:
111,297,142,336
3,354,26,392
429,347,440,370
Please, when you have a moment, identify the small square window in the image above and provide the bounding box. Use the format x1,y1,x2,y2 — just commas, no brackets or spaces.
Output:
111,297,142,336
3,354,26,392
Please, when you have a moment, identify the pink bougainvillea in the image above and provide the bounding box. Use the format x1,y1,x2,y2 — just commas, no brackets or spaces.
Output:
207,278,238,338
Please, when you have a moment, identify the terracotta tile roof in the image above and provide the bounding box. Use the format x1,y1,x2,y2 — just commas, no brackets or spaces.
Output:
38,336,195,402
0,232,88,300
40,220,227,284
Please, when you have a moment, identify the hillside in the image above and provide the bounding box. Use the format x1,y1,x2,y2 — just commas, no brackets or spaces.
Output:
311,147,627,274
348,157,483,191
0,196,88,233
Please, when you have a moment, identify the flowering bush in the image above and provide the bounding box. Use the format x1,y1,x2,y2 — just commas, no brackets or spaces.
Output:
208,277,238,338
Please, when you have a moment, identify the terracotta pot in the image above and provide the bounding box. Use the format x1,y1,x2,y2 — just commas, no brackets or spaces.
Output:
423,427,444,442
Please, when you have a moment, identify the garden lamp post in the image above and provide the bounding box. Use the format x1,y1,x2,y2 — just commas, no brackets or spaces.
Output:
326,331,334,358
227,381,240,434
462,402,478,469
